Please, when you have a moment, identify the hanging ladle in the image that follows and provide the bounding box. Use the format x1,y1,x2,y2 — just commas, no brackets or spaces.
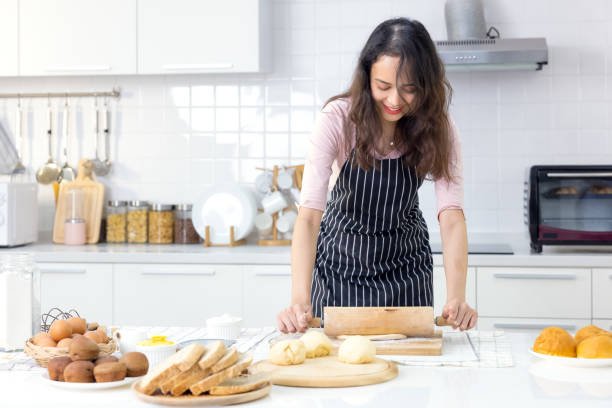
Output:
58,98,76,183
35,103,61,184
12,97,26,175
89,97,111,176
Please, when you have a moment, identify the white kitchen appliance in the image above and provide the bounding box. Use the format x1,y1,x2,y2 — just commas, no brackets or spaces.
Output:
0,181,38,247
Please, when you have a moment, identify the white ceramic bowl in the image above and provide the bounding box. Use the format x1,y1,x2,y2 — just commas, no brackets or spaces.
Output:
135,343,177,369
206,314,242,340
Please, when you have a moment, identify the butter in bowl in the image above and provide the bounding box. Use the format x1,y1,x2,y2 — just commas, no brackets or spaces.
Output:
135,335,177,368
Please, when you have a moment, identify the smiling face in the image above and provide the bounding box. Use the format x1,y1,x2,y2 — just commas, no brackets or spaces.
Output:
370,54,417,125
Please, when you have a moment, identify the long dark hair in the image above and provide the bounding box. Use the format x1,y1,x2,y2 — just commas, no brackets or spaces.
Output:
326,18,454,181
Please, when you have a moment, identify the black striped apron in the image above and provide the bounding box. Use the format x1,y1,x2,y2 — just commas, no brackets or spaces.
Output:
311,150,433,319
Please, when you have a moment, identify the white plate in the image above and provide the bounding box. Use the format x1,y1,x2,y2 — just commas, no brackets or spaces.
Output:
42,372,143,390
193,184,256,244
529,349,612,367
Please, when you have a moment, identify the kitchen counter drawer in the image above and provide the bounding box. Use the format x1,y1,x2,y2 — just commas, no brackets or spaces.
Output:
593,269,612,319
39,263,113,325
243,266,291,328
478,317,590,334
477,267,590,319
113,264,242,326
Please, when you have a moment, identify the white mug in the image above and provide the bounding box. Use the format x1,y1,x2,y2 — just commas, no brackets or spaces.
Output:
254,212,273,237
277,169,294,190
113,328,148,355
276,210,298,233
255,171,273,195
261,190,288,214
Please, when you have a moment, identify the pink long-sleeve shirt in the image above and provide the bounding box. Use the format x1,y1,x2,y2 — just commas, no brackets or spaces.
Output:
300,98,464,220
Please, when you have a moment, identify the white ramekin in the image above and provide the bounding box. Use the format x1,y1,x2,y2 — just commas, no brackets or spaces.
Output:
135,341,177,369
206,314,242,340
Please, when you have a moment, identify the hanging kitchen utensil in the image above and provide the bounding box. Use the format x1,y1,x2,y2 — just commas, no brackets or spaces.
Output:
11,98,26,175
35,104,61,184
58,99,76,183
89,97,108,176
97,99,111,176
0,122,19,175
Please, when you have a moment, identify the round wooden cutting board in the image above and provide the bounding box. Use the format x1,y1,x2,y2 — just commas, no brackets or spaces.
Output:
249,356,397,387
131,379,271,406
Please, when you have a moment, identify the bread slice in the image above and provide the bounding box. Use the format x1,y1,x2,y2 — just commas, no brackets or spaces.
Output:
209,373,270,396
176,343,206,372
198,340,226,370
211,347,239,373
170,366,211,396
159,364,207,395
189,353,253,396
139,343,203,395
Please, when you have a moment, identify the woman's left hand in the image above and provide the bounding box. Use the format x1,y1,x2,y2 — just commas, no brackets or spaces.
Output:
442,298,478,331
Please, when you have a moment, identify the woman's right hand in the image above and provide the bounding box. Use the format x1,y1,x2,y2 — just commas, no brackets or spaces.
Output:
277,303,313,333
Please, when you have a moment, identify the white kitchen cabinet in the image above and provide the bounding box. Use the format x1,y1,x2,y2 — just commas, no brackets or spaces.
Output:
592,320,612,332
38,263,113,325
242,265,291,328
592,268,612,319
0,0,18,76
19,0,137,76
477,267,590,319
432,267,476,317
113,264,242,326
478,317,591,334
137,0,271,74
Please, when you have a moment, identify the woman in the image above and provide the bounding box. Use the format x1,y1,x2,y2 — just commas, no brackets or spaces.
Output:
277,18,477,333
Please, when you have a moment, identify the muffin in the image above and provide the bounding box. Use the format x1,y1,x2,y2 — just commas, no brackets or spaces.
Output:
577,335,612,359
533,326,577,357
93,362,127,382
63,361,95,383
119,352,149,377
94,356,119,366
574,325,612,344
48,356,72,381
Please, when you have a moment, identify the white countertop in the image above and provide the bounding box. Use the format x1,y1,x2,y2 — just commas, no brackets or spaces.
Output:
3,232,612,267
2,332,611,408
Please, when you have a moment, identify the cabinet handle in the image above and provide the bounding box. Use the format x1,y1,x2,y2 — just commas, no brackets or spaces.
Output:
141,269,216,276
493,273,576,280
255,271,291,277
546,172,612,178
494,323,576,330
45,66,112,72
162,63,233,70
40,268,86,274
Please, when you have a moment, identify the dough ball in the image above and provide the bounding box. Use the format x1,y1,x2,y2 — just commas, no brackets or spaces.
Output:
577,335,612,359
338,336,376,364
300,330,333,358
269,340,306,366
574,325,612,344
533,327,576,357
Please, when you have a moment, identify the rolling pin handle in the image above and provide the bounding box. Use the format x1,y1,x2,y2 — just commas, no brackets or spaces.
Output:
309,317,322,328
435,316,452,326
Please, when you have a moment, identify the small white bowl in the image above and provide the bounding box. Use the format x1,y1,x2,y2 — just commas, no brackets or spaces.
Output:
135,336,177,368
206,314,242,340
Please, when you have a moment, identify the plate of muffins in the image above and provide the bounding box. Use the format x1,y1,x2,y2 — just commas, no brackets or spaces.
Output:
530,325,612,367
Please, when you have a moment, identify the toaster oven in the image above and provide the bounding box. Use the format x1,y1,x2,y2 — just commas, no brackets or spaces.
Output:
525,165,612,253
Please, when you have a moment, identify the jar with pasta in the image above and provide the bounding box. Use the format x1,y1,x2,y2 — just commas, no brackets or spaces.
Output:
106,200,127,243
127,201,149,243
149,204,174,244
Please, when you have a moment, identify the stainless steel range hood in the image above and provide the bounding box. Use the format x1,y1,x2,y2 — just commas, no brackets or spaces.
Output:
436,37,548,72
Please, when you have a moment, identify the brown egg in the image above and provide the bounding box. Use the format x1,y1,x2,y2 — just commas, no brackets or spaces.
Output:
57,338,73,349
66,317,87,335
32,332,57,347
49,320,73,342
84,331,102,344
71,333,82,339
96,329,109,344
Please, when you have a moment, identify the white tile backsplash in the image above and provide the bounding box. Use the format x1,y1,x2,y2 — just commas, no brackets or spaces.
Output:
5,0,611,234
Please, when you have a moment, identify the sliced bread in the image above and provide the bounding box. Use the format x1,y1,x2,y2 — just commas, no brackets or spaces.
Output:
189,353,253,396
211,347,239,373
209,373,270,396
139,343,203,395
176,343,206,372
170,366,211,396
198,340,226,370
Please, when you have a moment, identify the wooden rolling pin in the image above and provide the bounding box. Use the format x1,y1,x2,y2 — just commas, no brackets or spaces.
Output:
322,307,451,337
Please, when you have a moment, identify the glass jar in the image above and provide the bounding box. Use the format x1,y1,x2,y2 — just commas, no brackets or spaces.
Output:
174,204,200,244
106,200,127,243
149,204,174,244
64,187,86,245
127,201,149,243
0,253,40,351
